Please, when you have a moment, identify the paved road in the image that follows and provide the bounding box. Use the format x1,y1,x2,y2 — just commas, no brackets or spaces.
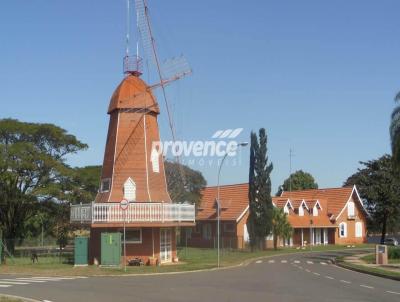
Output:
0,250,399,302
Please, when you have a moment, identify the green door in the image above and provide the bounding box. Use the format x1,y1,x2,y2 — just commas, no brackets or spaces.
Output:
101,233,121,266
74,237,89,266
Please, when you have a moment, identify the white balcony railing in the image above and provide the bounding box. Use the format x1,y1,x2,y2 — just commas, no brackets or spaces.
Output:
70,202,195,224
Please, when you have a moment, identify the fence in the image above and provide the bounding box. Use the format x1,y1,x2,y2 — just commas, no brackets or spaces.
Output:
0,237,73,265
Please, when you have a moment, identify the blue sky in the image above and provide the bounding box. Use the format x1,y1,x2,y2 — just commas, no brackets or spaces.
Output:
1,1,399,192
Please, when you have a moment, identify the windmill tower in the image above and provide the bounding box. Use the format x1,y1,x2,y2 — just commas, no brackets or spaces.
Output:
96,0,191,204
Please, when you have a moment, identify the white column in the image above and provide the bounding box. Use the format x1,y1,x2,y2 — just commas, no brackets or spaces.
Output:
311,228,314,246
301,229,304,246
324,229,328,245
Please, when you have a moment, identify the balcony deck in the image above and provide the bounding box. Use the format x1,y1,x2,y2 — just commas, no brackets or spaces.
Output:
70,202,195,226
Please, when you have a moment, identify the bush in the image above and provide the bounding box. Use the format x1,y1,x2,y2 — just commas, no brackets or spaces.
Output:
389,247,400,259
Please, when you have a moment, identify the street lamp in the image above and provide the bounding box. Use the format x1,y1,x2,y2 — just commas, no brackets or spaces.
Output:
35,214,44,247
216,142,248,268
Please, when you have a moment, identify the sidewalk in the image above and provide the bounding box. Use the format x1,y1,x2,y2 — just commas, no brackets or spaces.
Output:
342,253,400,277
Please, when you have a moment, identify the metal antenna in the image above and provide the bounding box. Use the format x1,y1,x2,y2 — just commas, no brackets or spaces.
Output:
126,0,130,56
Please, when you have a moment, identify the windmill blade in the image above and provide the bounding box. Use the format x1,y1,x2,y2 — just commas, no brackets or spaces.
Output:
135,0,156,65
161,55,192,81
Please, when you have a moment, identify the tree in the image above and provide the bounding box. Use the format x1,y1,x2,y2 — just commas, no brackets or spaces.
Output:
276,170,318,196
344,155,400,243
68,165,102,203
164,160,206,205
247,128,274,250
0,119,87,253
390,92,400,169
272,207,293,250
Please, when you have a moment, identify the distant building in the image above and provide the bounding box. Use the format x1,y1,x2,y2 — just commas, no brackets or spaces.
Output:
185,184,249,249
186,184,367,249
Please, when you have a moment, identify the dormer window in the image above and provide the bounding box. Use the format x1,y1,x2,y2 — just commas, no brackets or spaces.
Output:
100,178,111,192
283,200,293,214
313,201,322,217
123,177,136,201
298,200,308,216
284,205,289,214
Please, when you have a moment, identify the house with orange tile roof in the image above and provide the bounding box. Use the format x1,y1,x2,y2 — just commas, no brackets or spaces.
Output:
184,184,249,249
186,184,367,249
279,186,368,246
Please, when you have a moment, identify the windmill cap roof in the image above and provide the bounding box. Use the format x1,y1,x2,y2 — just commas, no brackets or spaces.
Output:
108,75,160,114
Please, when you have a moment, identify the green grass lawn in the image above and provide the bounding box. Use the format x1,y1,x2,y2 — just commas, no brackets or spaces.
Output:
361,253,400,264
0,244,373,276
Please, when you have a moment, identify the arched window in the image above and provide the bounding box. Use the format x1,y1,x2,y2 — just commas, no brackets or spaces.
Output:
348,201,355,217
123,178,136,201
355,222,363,238
339,222,347,238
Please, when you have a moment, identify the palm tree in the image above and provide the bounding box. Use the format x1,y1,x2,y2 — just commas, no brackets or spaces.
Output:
390,92,400,168
272,208,293,250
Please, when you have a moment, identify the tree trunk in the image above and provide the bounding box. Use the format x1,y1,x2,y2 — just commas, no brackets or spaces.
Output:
380,213,388,244
273,233,278,250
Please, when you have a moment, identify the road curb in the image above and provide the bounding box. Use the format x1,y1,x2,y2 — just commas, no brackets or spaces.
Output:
87,247,374,278
0,247,373,278
334,259,400,281
0,293,42,302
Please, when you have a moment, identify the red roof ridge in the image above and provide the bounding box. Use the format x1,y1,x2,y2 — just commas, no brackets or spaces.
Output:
203,183,249,189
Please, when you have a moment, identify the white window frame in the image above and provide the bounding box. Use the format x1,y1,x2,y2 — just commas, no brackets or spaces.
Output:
100,178,111,193
348,201,355,217
123,177,136,201
355,222,362,238
299,206,304,216
284,205,289,214
313,205,318,216
339,222,347,238
120,228,142,244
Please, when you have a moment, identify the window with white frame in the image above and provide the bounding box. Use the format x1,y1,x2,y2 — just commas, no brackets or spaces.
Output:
284,205,289,214
100,178,111,192
355,222,362,238
299,206,304,216
339,222,347,238
313,205,318,216
348,201,355,217
123,178,136,201
120,228,142,244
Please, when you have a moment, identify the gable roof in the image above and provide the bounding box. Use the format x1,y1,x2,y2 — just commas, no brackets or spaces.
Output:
197,183,249,221
280,186,357,217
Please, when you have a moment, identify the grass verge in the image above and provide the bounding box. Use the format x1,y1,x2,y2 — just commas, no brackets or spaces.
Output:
0,297,23,302
0,244,373,276
336,257,400,281
360,253,400,264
